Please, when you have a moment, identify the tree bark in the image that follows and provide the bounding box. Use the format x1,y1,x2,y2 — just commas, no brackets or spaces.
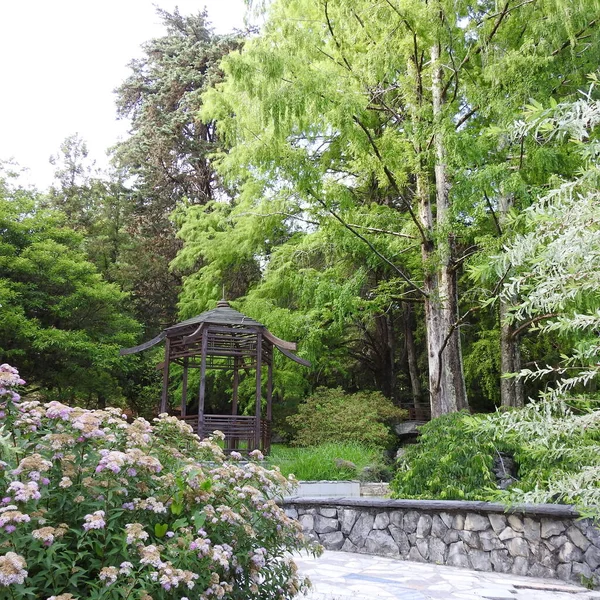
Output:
403,303,422,406
498,195,525,408
421,41,468,419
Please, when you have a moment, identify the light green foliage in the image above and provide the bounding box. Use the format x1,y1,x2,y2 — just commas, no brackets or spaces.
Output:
0,366,317,598
268,442,386,481
500,82,600,395
391,402,600,517
287,387,406,449
0,180,141,407
390,412,499,500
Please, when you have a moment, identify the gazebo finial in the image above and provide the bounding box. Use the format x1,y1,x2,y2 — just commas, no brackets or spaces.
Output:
217,286,229,308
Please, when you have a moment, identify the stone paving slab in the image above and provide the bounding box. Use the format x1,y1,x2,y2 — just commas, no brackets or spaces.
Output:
294,550,600,600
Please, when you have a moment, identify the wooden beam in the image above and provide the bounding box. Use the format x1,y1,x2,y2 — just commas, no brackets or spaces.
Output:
267,361,273,422
232,356,239,416
120,331,166,355
262,329,297,351
160,337,171,413
181,357,189,417
182,323,205,345
276,346,312,367
197,331,208,439
255,332,263,451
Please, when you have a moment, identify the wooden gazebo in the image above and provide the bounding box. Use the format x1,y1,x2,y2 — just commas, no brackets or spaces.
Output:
120,300,310,454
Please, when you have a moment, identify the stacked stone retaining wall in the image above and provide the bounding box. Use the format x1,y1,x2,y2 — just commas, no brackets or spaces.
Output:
282,497,600,587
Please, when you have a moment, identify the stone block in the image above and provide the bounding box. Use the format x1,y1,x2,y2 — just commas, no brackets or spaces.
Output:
566,525,591,551
365,529,399,557
349,513,375,547
439,512,453,529
416,538,430,560
408,546,426,562
299,514,314,532
527,563,554,579
523,517,541,542
447,541,469,568
429,538,446,564
443,529,460,544
541,519,566,539
479,530,504,551
416,514,432,538
512,556,529,576
506,537,529,558
341,508,359,535
314,515,339,534
285,507,298,520
459,530,481,549
431,514,448,538
320,531,345,550
499,527,521,541
507,515,524,533
403,510,420,533
585,544,600,569
571,561,593,583
389,510,404,528
342,538,359,553
408,533,417,545
319,507,338,518
470,549,492,571
545,534,568,552
529,541,557,569
556,563,572,581
388,525,411,555
453,514,465,530
465,513,489,532
488,514,507,534
374,512,390,530
558,541,583,563
491,549,513,573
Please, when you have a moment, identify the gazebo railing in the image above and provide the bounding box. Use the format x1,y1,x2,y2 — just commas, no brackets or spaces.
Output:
179,414,271,455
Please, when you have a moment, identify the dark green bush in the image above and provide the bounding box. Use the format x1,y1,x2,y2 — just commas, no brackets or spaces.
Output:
287,387,406,449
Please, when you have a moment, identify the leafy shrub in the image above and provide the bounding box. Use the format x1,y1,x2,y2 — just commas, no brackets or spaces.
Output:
390,411,499,500
390,402,600,518
268,442,385,481
287,387,406,449
0,364,318,598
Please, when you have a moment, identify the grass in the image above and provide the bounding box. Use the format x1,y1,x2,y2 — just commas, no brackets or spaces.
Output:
267,441,386,481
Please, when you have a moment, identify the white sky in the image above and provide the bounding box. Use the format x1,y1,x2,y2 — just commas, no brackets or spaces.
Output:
0,1,246,190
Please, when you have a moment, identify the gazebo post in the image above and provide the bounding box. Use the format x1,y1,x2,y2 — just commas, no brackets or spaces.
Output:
197,330,208,439
266,360,273,454
232,356,239,416
255,332,263,451
160,338,171,413
231,356,239,450
181,356,189,417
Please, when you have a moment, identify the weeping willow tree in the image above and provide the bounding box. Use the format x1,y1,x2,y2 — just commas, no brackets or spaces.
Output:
192,0,600,417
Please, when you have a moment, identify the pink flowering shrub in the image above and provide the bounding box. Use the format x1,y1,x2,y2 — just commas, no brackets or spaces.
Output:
0,364,318,598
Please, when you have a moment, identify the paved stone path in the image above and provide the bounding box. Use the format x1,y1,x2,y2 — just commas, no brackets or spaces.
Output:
295,550,600,600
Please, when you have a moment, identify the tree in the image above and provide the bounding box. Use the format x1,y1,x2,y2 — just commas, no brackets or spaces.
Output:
0,177,142,407
499,82,600,397
200,0,600,417
112,9,244,331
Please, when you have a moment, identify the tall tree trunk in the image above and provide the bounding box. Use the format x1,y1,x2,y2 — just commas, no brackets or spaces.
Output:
498,194,524,408
403,303,422,406
421,41,468,419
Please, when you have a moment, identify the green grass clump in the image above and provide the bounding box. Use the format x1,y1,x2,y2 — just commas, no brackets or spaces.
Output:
268,442,385,481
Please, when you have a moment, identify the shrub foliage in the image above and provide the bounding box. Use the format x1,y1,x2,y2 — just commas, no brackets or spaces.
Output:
287,387,406,449
0,364,317,598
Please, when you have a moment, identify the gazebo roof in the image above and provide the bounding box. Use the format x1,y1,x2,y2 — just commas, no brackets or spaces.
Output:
165,300,263,332
120,300,310,367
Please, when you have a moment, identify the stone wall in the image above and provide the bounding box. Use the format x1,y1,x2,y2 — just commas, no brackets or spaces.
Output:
282,497,600,587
